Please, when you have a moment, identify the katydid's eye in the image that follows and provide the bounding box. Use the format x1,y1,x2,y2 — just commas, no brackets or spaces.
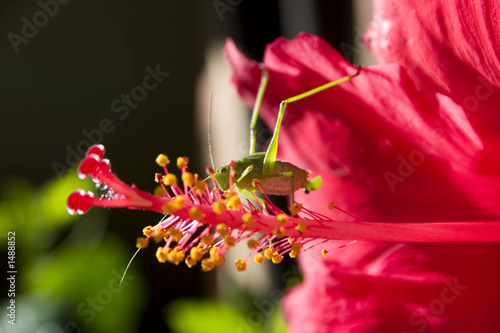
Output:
220,168,227,174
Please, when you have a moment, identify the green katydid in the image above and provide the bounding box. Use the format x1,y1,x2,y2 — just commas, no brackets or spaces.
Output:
212,66,361,205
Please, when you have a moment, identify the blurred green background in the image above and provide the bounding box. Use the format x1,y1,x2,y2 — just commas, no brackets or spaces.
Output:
0,1,361,332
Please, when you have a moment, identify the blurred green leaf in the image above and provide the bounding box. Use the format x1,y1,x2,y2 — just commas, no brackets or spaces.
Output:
165,298,262,333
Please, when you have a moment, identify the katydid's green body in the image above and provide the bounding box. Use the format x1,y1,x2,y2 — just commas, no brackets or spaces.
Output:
215,152,321,195
212,66,361,202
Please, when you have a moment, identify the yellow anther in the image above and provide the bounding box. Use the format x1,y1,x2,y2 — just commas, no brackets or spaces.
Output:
153,185,166,197
235,258,247,272
289,243,302,258
254,253,265,264
189,207,204,220
271,252,283,264
226,195,241,210
200,234,214,246
143,226,154,237
295,221,308,233
156,154,170,167
328,201,335,210
194,180,207,194
136,237,149,249
241,213,253,227
182,172,195,187
247,239,259,249
225,236,236,247
213,253,225,266
264,247,274,260
201,258,215,272
212,201,226,214
209,246,219,257
217,224,229,237
156,247,169,263
177,156,189,169
153,229,168,243
173,196,185,210
185,256,197,268
322,248,328,257
163,173,178,187
167,247,185,265
163,201,176,214
276,214,288,226
273,226,286,239
190,246,204,261
289,203,303,216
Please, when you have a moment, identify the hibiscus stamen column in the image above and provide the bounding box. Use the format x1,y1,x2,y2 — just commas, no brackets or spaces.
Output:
67,145,500,272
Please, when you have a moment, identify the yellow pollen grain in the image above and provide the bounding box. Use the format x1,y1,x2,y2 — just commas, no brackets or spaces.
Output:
195,180,207,194
136,237,149,249
226,195,241,210
235,258,247,272
200,234,214,246
213,254,225,266
247,239,259,249
163,173,178,187
217,224,229,237
277,214,288,226
173,196,185,210
322,248,328,257
328,201,335,210
156,154,170,167
289,203,303,216
212,201,225,214
168,247,185,265
264,247,273,260
225,236,236,247
153,185,166,197
190,247,204,261
295,221,307,233
201,258,215,272
182,172,195,187
143,226,154,237
273,226,286,239
289,243,302,258
156,247,169,263
177,156,189,169
185,256,197,268
189,207,204,220
254,253,265,264
153,229,168,243
271,252,283,264
241,213,253,227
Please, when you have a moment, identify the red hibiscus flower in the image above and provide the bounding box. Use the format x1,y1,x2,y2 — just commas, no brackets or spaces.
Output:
225,1,500,332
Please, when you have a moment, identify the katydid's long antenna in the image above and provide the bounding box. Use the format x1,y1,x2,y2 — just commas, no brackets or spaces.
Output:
120,247,141,287
208,91,216,171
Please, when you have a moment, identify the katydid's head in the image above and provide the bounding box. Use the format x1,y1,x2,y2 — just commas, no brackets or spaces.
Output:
214,165,230,191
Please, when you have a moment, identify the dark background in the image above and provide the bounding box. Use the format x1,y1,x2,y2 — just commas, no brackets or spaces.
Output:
0,1,357,331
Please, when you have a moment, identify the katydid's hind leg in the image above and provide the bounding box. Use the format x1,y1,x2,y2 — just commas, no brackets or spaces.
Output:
263,66,362,175
249,67,269,155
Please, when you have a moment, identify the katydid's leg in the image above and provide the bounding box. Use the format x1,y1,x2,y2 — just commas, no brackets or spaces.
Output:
263,66,362,174
249,68,269,155
236,165,254,183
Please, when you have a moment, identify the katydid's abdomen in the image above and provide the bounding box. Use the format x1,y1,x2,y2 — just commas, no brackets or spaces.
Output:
237,160,309,196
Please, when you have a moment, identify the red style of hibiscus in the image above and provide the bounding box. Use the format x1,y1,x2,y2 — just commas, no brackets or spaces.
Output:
225,0,500,332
